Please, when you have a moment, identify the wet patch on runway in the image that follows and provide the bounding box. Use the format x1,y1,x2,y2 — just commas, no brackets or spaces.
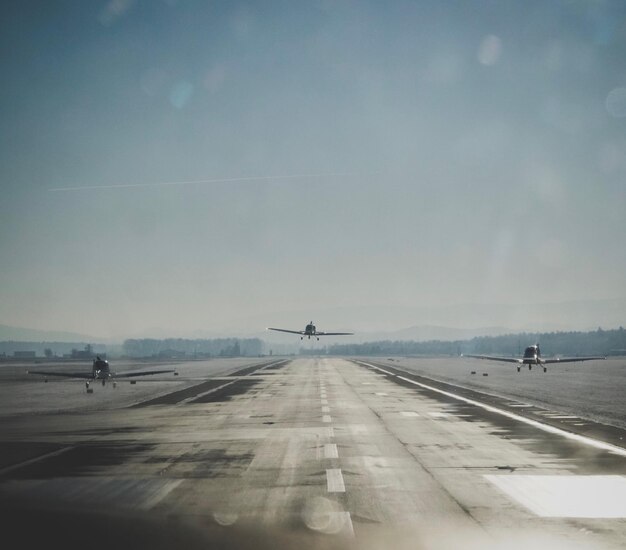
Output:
133,379,233,407
262,361,288,370
189,379,261,403
230,364,270,377
3,443,155,479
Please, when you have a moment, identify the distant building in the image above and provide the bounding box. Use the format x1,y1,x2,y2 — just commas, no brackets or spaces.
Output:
70,344,105,360
13,351,36,358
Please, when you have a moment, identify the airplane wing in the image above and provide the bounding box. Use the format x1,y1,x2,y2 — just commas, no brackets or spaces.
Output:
28,370,94,379
542,356,606,364
267,327,305,335
316,332,354,336
114,369,176,378
462,354,523,364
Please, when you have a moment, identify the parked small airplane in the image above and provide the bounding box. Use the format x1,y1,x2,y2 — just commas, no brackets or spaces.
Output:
463,344,606,372
267,321,353,341
28,356,176,389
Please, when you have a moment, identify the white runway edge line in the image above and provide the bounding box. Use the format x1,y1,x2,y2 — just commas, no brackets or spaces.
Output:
326,469,346,492
356,361,626,458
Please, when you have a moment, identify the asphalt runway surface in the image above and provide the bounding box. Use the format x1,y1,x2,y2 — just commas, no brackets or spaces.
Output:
1,356,625,550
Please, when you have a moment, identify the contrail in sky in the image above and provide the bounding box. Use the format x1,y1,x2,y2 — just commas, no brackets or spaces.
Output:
49,172,368,191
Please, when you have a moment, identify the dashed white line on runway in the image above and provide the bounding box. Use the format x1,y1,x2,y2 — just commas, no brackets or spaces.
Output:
323,415,332,423
322,406,330,413
326,468,346,492
324,443,339,459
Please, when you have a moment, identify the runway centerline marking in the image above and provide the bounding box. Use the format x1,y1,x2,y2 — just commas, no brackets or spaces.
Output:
323,415,332,423
322,406,330,413
326,468,346,492
324,443,339,459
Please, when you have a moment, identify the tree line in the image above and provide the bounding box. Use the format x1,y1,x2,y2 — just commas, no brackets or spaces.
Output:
322,327,626,357
122,338,264,358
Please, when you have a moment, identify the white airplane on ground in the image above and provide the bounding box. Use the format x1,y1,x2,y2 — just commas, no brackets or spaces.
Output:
29,356,176,389
267,321,353,341
463,344,606,372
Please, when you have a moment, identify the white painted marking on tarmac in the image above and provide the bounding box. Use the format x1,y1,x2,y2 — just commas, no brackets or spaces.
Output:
548,415,580,419
485,475,626,518
326,468,346,492
323,415,332,423
400,411,419,417
339,512,354,536
375,392,388,396
321,398,328,405
429,412,450,418
396,375,626,458
0,445,75,475
140,480,184,510
322,406,330,413
327,427,335,437
358,362,395,376
324,443,339,459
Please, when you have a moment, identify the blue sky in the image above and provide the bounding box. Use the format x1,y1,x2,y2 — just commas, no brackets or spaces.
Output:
1,1,625,338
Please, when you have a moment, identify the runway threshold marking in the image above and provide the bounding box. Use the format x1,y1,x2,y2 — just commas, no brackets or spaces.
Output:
484,474,626,518
326,468,346,492
356,361,626,458
323,415,332,423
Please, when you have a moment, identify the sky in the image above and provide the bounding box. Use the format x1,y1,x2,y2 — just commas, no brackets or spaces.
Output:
1,0,625,340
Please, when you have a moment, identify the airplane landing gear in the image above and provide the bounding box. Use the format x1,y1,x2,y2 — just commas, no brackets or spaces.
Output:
102,379,105,386
517,366,520,372
528,365,532,370
543,367,547,373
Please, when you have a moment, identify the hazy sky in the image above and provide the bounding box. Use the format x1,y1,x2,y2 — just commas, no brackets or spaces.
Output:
1,1,625,339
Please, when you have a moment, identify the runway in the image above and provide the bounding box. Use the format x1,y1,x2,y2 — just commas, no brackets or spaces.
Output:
1,357,625,549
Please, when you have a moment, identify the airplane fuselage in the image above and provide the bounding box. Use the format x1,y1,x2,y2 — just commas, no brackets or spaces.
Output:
91,358,111,384
522,345,542,366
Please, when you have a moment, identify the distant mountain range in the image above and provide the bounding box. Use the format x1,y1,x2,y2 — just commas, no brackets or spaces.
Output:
2,298,624,344
0,324,104,343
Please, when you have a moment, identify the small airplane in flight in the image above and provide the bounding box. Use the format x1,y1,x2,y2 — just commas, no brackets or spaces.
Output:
463,344,606,372
28,356,176,390
267,321,353,341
